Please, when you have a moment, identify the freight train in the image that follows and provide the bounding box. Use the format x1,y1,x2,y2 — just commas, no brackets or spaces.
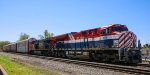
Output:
3,24,142,64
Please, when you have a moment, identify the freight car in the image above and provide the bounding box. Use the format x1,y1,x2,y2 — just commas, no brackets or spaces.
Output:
3,43,17,52
3,24,142,64
16,38,36,53
3,38,36,53
10,43,17,52
3,44,11,52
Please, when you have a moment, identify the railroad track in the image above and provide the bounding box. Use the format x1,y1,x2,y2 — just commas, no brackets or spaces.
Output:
142,60,150,64
9,52,150,75
136,60,150,68
137,63,150,67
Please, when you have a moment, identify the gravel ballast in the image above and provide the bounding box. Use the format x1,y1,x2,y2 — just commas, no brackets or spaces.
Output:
0,52,132,75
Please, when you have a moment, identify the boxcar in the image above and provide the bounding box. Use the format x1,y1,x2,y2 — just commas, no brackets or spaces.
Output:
17,38,36,53
10,43,17,52
3,44,11,52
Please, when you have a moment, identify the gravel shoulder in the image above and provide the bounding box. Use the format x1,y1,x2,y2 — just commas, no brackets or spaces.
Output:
0,52,132,75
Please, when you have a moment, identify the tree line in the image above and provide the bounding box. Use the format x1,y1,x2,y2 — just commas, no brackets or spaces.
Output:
0,30,53,50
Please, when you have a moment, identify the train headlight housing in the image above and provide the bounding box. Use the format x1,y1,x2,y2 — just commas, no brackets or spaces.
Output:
113,40,119,47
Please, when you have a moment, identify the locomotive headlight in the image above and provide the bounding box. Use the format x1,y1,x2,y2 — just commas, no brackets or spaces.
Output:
114,40,118,44
113,40,119,47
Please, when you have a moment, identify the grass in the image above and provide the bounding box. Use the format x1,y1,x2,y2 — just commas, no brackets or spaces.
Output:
0,55,61,75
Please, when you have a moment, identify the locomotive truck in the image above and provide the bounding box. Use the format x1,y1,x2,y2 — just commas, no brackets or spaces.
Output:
3,24,142,64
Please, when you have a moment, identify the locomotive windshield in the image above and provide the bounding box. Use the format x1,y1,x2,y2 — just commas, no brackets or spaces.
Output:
112,26,128,32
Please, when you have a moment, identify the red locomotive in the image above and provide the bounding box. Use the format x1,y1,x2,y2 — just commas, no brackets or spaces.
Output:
3,24,141,63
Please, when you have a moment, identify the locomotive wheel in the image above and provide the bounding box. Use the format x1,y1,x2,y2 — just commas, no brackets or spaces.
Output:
50,49,55,57
47,50,52,56
58,52,61,57
63,51,67,58
54,51,58,57
89,52,94,61
29,50,34,54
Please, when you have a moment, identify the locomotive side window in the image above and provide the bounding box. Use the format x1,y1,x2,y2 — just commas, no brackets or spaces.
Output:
106,28,110,34
112,27,128,32
112,27,121,32
101,29,106,34
123,27,128,31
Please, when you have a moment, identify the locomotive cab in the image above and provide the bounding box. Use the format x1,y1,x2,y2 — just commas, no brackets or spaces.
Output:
111,25,128,33
100,25,129,48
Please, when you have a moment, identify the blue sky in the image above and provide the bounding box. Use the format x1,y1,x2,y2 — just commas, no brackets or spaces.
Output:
0,0,150,45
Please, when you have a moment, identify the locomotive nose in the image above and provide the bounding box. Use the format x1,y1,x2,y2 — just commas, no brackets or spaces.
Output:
119,31,137,48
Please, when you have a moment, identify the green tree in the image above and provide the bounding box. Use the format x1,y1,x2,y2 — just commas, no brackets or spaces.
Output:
17,33,29,41
0,41,10,50
38,30,54,39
